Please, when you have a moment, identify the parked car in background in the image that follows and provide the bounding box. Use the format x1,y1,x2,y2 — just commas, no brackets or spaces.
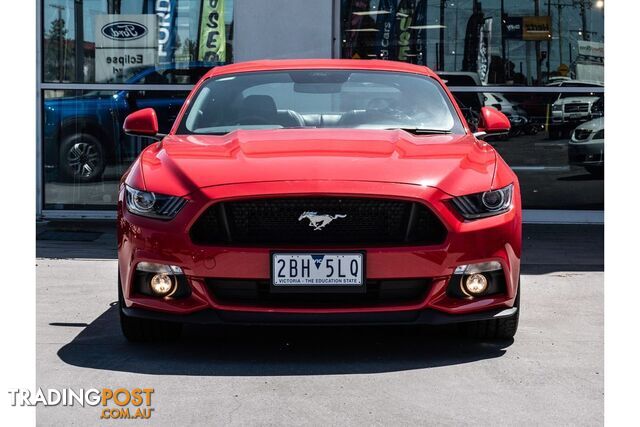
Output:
436,74,541,138
483,93,539,137
568,117,604,176
547,80,603,139
43,62,215,182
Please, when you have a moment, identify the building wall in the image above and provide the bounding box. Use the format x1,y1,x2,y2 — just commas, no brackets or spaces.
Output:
234,0,334,61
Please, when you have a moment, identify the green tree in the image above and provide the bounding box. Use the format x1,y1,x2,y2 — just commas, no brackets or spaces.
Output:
44,18,75,82
176,38,197,62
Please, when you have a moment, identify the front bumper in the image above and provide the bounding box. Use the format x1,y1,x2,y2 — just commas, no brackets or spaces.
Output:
568,142,604,166
551,113,591,126
122,305,518,326
118,180,522,323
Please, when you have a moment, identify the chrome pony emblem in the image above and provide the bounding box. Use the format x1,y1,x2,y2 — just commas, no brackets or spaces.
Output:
298,211,347,231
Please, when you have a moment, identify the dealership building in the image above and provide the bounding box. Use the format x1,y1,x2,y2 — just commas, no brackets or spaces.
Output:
37,0,604,221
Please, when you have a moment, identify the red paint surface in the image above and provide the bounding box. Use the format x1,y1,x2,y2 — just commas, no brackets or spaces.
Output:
118,59,521,319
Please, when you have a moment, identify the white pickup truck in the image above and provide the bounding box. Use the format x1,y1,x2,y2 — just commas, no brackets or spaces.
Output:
547,80,603,139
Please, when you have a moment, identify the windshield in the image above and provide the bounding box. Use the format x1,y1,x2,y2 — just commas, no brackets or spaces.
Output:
177,70,465,135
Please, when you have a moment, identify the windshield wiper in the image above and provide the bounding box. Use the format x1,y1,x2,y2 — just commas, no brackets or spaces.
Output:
390,128,452,135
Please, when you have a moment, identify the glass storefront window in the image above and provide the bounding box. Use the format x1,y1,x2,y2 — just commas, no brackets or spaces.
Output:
37,0,604,213
43,0,234,83
41,0,236,211
341,0,604,86
456,89,604,209
43,89,191,209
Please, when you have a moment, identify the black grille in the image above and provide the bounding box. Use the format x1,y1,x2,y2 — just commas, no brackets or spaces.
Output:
190,197,447,246
207,278,430,308
564,103,589,113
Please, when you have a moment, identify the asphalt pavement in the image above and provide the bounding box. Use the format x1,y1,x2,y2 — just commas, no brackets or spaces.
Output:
35,223,603,426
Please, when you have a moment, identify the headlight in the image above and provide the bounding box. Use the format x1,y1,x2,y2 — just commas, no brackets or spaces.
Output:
450,184,514,220
552,104,562,112
593,129,604,140
125,185,187,220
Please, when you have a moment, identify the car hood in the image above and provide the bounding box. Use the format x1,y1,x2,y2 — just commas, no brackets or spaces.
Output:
576,117,604,131
138,129,497,197
553,96,599,105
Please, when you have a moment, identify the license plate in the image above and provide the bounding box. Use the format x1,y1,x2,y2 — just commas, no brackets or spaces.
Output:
272,253,364,287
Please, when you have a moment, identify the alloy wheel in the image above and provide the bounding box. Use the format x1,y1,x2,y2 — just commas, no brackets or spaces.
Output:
66,141,100,178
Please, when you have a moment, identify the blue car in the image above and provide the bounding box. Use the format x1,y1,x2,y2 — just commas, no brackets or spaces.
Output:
44,63,216,182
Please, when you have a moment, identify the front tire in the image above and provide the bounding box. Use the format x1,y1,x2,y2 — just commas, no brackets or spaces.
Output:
463,279,520,340
118,277,182,342
59,133,106,182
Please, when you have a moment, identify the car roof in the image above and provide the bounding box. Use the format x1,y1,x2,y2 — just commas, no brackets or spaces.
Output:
202,59,439,79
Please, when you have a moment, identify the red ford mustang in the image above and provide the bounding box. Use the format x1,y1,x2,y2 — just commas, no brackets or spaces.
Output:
118,59,521,342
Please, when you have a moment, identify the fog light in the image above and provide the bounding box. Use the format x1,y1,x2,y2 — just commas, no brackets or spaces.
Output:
463,273,488,296
149,273,175,297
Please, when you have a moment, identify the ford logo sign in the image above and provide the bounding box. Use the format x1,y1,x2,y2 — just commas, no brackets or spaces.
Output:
101,21,147,41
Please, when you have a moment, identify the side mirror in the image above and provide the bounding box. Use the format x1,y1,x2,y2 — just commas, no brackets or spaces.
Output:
474,106,511,140
123,108,160,139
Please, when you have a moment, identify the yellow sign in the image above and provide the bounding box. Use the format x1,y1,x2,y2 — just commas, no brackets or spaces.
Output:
522,16,551,41
198,0,226,62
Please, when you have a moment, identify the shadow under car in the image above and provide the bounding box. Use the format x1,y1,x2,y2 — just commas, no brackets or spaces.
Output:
56,302,513,377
